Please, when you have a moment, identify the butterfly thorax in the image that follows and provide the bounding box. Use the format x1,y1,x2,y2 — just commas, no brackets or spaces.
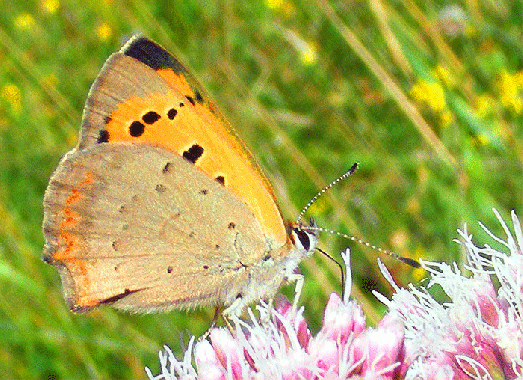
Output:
221,225,318,317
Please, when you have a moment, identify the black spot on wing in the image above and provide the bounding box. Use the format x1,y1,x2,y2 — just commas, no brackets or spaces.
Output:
129,121,145,137
142,111,161,124
167,108,177,119
186,96,195,106
195,91,203,103
183,144,204,164
215,176,225,186
162,162,173,174
97,129,110,143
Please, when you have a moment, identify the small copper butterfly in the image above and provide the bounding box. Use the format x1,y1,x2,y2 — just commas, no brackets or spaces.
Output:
42,35,318,317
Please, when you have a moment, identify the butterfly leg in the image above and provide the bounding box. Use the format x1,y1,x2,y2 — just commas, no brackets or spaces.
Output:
222,295,242,319
199,305,222,341
287,272,304,314
259,297,274,324
221,299,243,335
221,312,235,336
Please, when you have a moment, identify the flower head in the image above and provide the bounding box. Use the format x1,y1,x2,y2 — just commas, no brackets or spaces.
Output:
379,209,523,379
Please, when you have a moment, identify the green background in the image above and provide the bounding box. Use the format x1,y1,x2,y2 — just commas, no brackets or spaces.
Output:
1,0,522,378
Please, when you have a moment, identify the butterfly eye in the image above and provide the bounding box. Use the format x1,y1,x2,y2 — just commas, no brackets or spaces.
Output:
293,228,311,251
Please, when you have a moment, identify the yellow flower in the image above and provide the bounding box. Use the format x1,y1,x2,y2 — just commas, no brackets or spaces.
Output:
15,13,35,30
41,0,59,14
2,84,21,115
96,22,112,41
266,0,283,9
299,42,317,66
425,82,446,111
497,70,523,114
433,65,456,88
410,79,446,112
439,109,454,127
474,94,494,118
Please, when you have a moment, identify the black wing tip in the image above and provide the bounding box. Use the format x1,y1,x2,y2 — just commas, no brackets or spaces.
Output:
122,36,184,73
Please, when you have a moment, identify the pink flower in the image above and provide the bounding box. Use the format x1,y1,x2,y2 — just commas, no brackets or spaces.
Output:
147,250,410,379
146,210,523,380
321,292,366,345
381,209,523,379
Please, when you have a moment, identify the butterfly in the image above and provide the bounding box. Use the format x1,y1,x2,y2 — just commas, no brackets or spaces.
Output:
42,35,318,317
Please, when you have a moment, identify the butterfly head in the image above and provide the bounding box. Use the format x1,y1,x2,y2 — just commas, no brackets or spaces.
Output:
287,218,319,255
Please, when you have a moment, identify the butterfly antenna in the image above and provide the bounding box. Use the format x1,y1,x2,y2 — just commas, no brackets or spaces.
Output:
297,162,419,268
296,162,359,224
309,226,420,268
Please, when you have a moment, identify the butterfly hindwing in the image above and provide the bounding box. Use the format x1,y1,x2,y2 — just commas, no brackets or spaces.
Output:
43,143,268,312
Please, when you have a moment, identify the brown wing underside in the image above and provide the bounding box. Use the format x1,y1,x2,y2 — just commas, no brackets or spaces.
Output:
43,143,268,312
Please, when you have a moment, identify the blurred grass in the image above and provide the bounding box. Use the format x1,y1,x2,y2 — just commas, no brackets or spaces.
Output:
1,0,523,378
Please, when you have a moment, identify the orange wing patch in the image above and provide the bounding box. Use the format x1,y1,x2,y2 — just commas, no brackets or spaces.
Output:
49,172,100,308
96,37,287,247
101,87,286,246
